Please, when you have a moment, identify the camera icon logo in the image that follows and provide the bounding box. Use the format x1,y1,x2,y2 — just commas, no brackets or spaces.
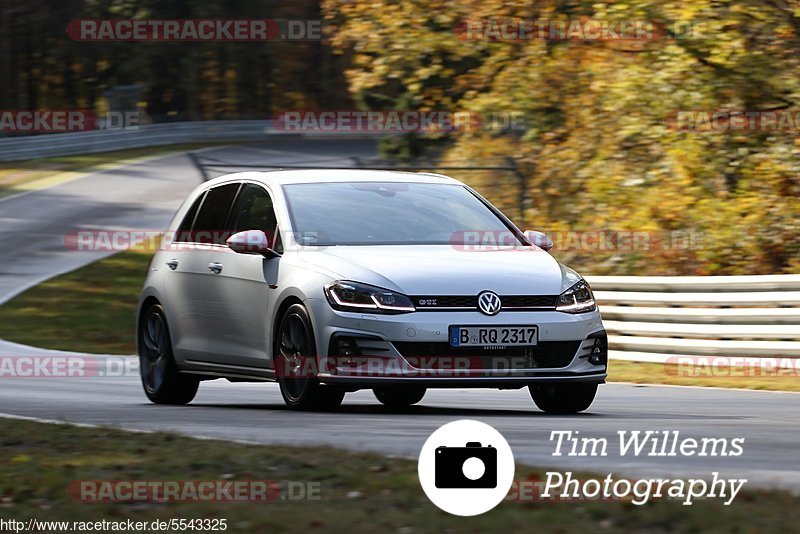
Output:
418,420,515,516
435,442,497,488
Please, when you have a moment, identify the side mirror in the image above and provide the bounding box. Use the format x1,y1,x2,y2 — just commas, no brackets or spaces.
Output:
523,230,553,252
226,230,279,258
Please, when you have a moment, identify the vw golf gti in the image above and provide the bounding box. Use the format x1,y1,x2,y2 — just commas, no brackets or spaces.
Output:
137,170,607,412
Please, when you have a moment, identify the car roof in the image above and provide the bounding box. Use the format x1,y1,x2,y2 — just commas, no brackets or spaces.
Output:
203,169,464,187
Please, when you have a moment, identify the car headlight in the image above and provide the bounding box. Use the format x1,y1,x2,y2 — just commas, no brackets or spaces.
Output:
324,281,416,314
556,279,596,314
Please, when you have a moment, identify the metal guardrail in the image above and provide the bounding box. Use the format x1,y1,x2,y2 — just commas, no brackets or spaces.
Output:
593,290,800,307
0,120,401,162
586,275,800,363
588,274,800,292
0,121,286,161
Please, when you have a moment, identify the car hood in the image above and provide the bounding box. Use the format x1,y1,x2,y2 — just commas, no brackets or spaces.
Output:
297,245,567,295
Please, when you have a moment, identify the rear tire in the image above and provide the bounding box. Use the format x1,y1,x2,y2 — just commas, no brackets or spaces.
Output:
138,304,199,405
373,387,426,408
529,383,598,414
275,304,345,411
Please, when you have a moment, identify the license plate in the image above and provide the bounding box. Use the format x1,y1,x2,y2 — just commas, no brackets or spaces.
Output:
449,325,538,347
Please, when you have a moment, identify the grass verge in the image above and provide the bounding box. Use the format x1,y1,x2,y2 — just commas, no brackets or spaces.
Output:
0,250,151,354
608,359,800,392
0,250,797,392
0,418,797,532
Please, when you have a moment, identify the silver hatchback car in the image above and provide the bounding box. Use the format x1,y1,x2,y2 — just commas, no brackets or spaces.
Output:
137,170,606,412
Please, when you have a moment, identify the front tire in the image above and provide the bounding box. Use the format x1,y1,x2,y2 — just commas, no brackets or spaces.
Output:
529,383,598,414
275,304,345,411
373,387,426,408
138,304,199,405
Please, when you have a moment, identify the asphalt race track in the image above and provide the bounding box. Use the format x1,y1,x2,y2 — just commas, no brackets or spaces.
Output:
0,140,797,493
1,376,798,491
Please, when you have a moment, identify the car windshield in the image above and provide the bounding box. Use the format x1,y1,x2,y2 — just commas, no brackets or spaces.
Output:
282,181,521,246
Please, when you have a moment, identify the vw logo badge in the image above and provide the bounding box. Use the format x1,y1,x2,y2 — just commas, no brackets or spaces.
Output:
477,291,502,316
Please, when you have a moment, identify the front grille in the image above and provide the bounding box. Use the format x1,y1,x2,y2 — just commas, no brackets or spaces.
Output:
392,341,581,370
415,296,477,308
411,295,558,311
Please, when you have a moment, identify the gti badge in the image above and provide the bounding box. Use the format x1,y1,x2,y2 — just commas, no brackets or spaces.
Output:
477,291,502,316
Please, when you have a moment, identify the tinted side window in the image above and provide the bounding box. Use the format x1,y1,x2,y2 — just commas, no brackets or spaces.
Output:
192,183,240,244
230,184,278,240
175,192,205,242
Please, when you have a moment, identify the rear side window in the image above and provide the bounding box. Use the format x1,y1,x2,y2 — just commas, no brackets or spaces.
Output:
175,192,205,242
192,183,241,244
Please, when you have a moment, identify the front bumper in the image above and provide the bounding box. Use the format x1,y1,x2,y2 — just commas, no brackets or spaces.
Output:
318,373,606,388
305,297,607,388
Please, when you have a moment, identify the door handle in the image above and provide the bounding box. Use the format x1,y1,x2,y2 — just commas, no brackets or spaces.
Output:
166,259,179,270
208,262,223,274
